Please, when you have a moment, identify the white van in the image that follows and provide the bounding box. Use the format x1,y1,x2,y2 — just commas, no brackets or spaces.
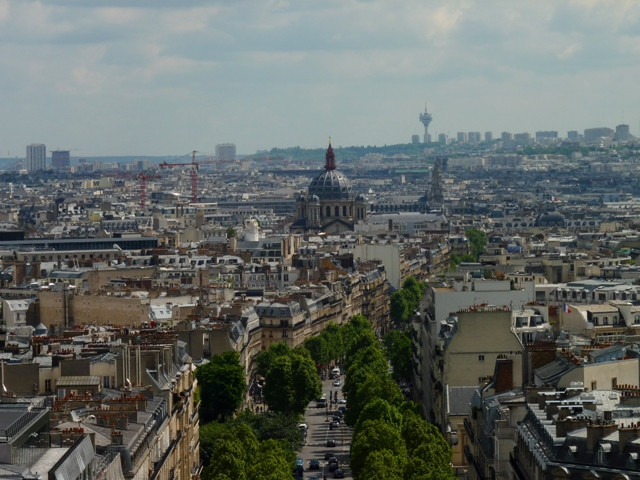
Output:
331,367,341,378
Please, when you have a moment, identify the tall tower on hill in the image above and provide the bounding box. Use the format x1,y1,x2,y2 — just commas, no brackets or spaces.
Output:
419,103,433,143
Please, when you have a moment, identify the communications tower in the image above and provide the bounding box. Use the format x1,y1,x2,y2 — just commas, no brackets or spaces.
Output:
419,103,433,143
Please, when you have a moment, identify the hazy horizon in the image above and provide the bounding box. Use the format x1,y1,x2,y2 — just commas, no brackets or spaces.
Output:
2,1,639,157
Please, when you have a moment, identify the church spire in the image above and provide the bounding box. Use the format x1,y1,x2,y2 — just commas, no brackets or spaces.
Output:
325,140,336,171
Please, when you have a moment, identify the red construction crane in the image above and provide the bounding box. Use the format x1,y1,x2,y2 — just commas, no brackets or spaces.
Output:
103,172,161,210
159,150,215,202
137,173,161,210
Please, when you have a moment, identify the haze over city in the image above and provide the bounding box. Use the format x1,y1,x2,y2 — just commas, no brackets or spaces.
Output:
2,0,640,157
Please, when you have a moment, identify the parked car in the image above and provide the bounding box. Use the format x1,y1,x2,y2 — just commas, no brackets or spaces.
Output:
328,461,339,472
330,420,340,430
334,468,345,478
324,452,335,460
309,459,320,470
326,439,336,447
332,378,341,387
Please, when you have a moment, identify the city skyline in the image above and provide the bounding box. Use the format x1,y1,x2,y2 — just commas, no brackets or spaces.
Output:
2,1,640,157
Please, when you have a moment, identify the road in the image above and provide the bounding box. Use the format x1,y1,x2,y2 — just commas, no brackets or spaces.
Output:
297,376,353,480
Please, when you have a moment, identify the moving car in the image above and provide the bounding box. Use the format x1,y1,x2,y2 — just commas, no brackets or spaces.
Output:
309,459,320,470
332,378,341,387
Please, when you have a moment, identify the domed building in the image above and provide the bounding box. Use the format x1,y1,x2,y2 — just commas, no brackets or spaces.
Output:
535,208,565,228
291,142,368,234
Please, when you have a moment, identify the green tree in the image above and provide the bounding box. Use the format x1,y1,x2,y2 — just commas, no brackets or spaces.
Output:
344,330,381,367
351,419,408,478
358,450,405,480
390,291,410,323
263,355,295,414
201,437,248,480
342,349,389,409
304,335,330,368
347,374,403,425
263,352,321,415
247,439,296,480
235,410,304,451
401,276,423,312
290,353,322,413
354,397,403,434
341,315,371,356
384,330,412,383
199,421,229,467
255,342,290,377
195,351,246,423
449,252,475,270
401,410,454,479
465,227,487,261
322,322,344,362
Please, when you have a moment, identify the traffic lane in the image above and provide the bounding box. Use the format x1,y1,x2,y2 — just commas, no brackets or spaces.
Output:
298,377,353,479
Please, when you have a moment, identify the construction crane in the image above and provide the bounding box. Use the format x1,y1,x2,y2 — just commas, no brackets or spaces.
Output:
159,150,215,202
103,172,161,210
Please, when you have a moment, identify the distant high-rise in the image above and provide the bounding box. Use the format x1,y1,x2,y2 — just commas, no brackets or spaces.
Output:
535,131,558,145
419,103,433,144
51,150,70,169
26,143,46,171
567,130,579,141
215,143,236,162
501,131,513,143
438,133,447,144
584,127,614,144
615,124,630,142
456,132,467,143
484,131,493,142
411,134,420,144
468,132,481,144
513,132,532,145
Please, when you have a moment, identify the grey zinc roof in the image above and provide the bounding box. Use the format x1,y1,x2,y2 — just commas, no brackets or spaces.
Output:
447,385,478,416
56,376,101,387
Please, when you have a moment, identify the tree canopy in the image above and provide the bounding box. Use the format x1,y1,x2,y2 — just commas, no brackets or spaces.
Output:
195,351,246,423
383,330,412,383
261,344,321,415
200,422,294,480
465,227,487,261
350,419,407,478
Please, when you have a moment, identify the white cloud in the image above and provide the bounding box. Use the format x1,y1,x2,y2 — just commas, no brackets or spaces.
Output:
1,0,640,155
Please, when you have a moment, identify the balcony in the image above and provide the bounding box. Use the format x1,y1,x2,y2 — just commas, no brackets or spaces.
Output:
464,417,475,443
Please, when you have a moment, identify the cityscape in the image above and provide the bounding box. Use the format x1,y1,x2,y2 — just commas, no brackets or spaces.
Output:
4,1,640,479
0,107,640,479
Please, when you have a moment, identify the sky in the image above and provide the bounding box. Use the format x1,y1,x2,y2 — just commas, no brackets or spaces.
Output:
1,0,640,157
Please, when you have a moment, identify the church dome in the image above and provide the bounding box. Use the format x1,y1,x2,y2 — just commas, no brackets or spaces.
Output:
309,170,352,200
308,143,353,200
536,210,565,227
